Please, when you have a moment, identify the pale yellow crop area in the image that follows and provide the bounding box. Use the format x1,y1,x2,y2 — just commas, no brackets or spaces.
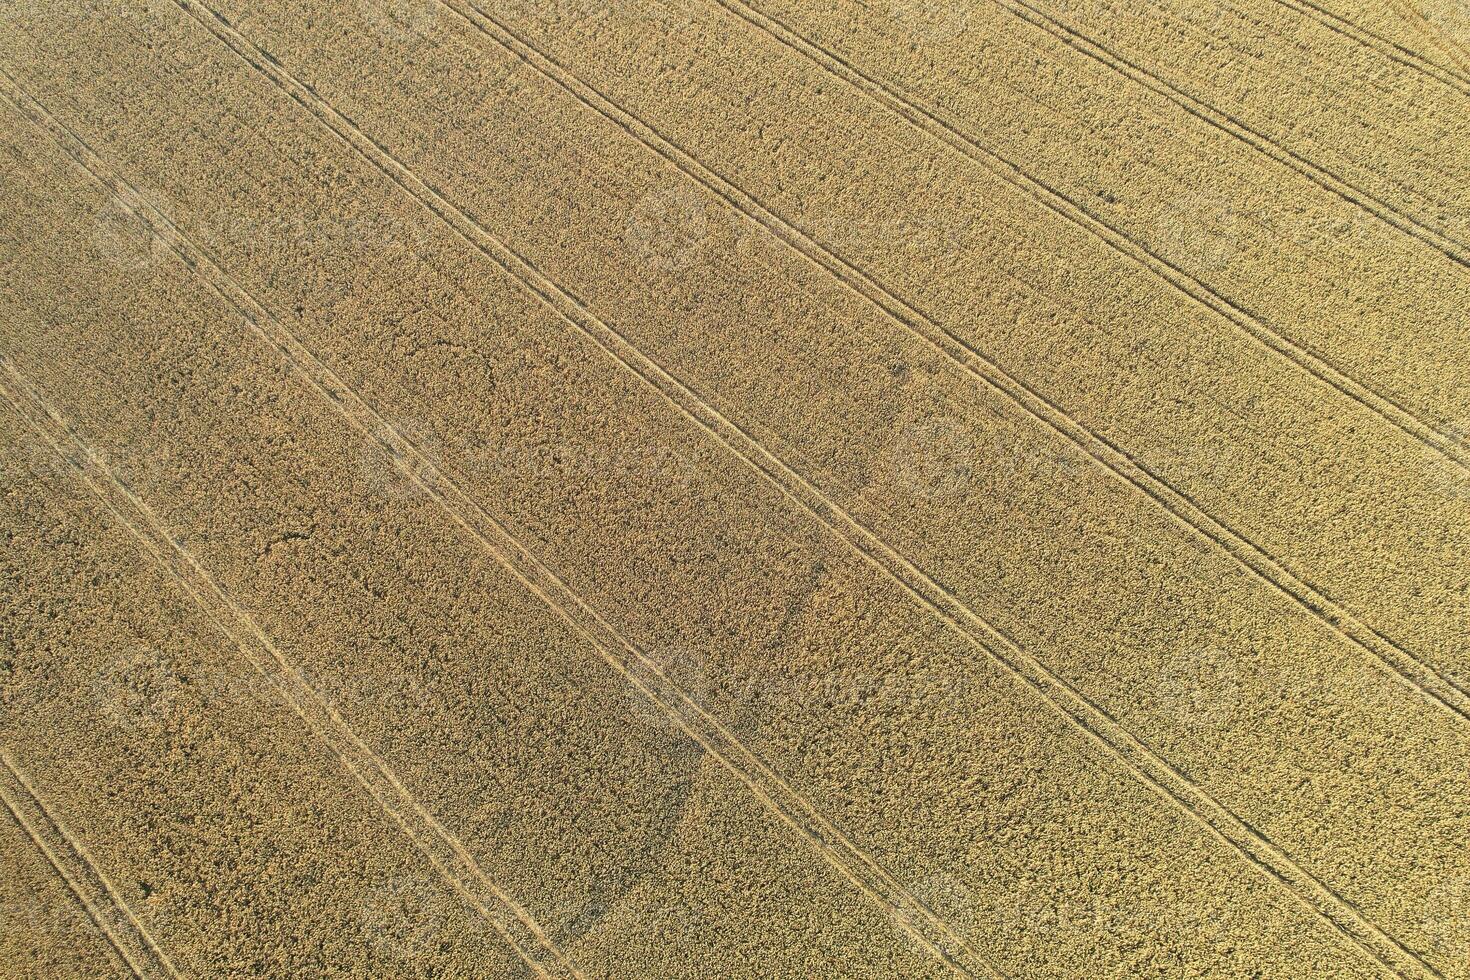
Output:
0,0,1466,977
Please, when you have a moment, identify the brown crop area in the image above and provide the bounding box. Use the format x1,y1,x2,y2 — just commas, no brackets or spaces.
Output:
0,0,1466,977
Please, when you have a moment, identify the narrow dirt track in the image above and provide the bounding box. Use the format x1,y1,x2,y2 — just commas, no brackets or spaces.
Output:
0,762,135,980
1,1,1466,977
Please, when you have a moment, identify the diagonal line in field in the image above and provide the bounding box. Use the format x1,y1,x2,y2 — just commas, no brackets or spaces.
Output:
977,0,1470,267
714,0,1470,470
156,7,1437,976
1268,0,1470,95
0,354,583,980
436,0,1470,732
0,54,993,980
0,753,180,979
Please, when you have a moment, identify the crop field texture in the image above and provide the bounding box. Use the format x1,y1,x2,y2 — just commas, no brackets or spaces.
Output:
0,0,1466,977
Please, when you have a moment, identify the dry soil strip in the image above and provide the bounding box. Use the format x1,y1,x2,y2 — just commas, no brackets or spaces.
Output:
444,0,1470,729
721,0,1470,478
980,0,1470,269
1268,0,1470,93
0,754,178,980
0,357,580,980
1,48,995,979
162,7,1440,977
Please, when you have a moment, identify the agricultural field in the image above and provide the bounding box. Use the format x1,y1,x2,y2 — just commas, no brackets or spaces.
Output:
0,0,1465,976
